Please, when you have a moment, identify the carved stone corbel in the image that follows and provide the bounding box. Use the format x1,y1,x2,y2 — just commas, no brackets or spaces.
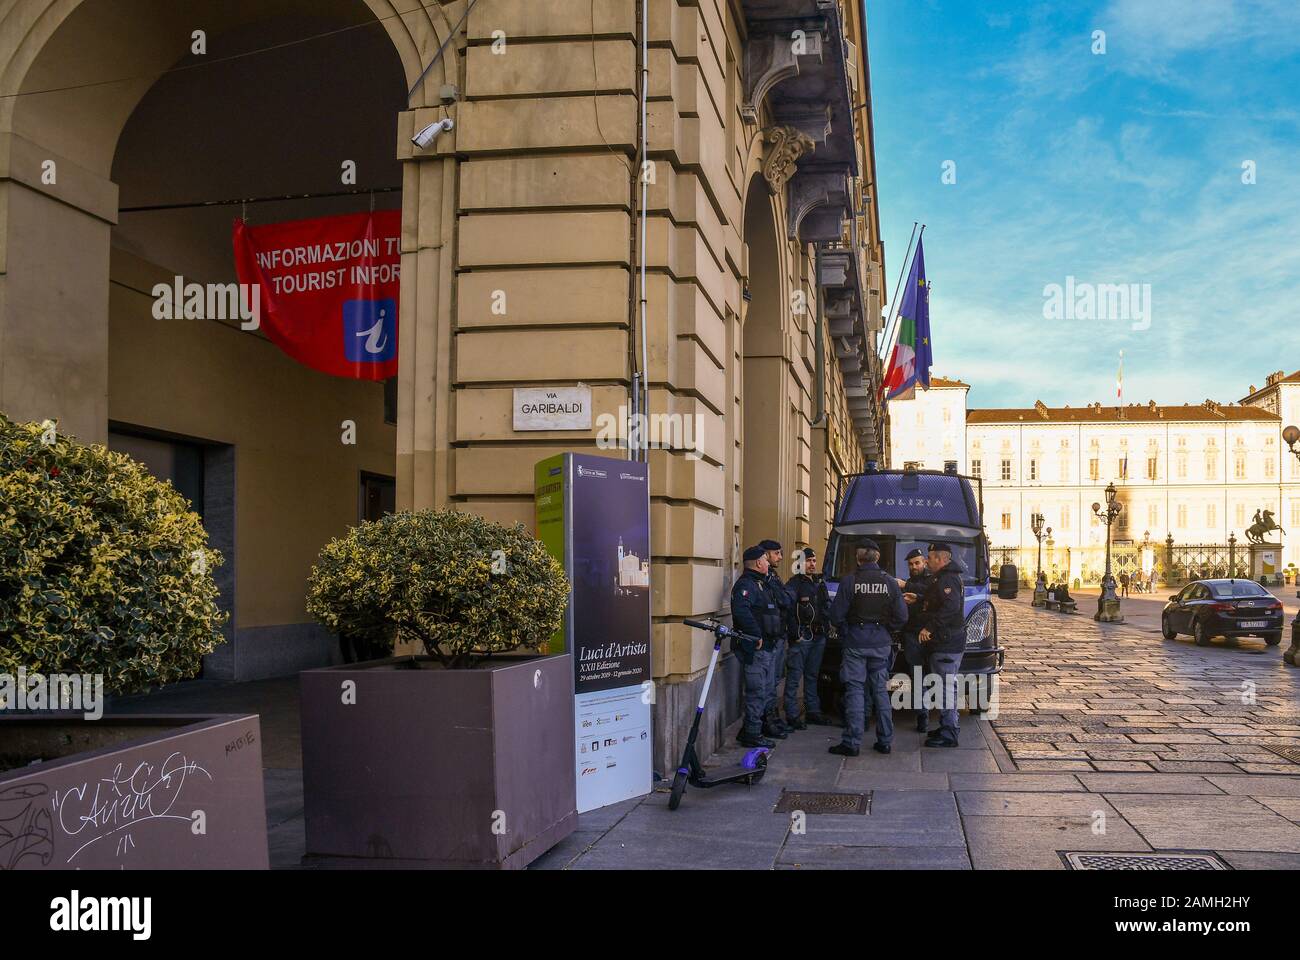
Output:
761,125,815,193
786,169,848,242
741,28,824,124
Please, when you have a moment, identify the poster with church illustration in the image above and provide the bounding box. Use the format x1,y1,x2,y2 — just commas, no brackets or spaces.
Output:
534,452,652,813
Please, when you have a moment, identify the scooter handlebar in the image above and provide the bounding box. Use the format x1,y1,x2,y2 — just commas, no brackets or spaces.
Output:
683,618,760,645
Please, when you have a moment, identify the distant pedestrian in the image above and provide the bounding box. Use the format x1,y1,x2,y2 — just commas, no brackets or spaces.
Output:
1119,571,1130,597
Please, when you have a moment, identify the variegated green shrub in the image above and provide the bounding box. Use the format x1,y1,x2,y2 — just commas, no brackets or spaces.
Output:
0,414,227,693
306,508,569,668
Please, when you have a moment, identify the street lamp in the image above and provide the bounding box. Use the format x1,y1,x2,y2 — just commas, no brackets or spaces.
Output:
1278,425,1300,666
1030,512,1051,606
1092,481,1124,623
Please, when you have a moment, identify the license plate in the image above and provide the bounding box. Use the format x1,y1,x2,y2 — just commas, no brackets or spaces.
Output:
1239,620,1267,628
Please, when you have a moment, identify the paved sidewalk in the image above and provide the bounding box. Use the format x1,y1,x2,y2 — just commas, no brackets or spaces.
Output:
111,597,1300,869
535,597,1300,869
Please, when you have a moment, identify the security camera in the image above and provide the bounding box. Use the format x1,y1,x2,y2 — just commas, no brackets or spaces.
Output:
411,117,454,149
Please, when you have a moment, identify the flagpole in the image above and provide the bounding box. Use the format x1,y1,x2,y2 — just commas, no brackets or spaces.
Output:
879,221,922,361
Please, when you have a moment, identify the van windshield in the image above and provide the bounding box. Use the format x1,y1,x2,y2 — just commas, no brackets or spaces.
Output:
829,535,983,584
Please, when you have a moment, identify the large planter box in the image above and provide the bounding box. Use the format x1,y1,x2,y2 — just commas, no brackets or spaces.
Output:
0,714,268,870
300,653,576,869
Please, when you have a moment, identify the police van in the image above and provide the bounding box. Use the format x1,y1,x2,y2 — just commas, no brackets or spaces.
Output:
816,463,1004,715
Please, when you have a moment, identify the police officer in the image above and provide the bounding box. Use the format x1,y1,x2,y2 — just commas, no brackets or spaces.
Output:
917,541,966,748
730,546,782,748
759,538,794,738
828,540,907,756
896,547,935,733
785,548,832,728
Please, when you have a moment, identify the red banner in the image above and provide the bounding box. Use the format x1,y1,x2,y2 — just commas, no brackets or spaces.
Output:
232,210,400,380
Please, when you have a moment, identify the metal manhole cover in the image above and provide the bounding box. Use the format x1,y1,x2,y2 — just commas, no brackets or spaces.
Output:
1061,852,1228,871
1264,745,1300,764
774,790,869,815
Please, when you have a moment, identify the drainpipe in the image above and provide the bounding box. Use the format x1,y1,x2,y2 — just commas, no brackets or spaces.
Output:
812,244,826,427
636,0,650,462
625,0,650,461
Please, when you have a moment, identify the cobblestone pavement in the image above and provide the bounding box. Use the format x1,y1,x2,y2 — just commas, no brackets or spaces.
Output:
535,597,1300,869
112,597,1300,869
989,597,1300,775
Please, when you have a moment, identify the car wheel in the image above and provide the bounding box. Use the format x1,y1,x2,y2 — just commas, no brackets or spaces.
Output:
1161,614,1177,640
1194,619,1211,647
1264,631,1283,647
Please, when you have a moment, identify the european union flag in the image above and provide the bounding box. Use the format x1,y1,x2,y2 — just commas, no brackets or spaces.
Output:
881,236,932,401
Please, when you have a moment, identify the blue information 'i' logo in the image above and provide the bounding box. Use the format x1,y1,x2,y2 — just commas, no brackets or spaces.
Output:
343,299,397,362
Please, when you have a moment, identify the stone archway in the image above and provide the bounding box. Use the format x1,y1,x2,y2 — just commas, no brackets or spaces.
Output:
740,172,797,555
0,0,459,677
0,0,456,483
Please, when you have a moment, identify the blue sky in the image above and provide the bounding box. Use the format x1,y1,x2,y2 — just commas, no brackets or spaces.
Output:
866,0,1300,409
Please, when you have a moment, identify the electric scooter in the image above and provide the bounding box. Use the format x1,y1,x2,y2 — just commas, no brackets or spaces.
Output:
668,618,770,810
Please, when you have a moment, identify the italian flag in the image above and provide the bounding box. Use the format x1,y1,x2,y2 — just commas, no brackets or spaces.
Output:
880,235,932,403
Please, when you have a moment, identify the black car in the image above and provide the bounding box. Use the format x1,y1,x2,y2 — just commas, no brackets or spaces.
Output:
1161,579,1285,647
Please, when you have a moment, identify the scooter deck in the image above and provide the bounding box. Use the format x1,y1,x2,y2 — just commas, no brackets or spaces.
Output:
691,763,765,787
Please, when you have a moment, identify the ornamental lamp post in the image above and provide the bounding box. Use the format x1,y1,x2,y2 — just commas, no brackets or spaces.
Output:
1031,512,1048,606
1278,425,1300,666
1092,481,1124,623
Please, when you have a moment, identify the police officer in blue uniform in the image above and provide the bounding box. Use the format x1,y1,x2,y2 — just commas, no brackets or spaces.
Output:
896,547,935,733
917,541,966,748
759,538,794,739
784,548,832,728
730,545,781,749
828,540,907,756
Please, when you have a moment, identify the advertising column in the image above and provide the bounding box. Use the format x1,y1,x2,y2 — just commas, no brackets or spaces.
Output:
535,453,652,813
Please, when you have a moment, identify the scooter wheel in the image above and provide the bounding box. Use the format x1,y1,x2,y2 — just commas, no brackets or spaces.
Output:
747,766,767,785
668,769,688,810
740,747,770,770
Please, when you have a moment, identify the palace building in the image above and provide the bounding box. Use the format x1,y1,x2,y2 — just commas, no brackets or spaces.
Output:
0,0,887,768
888,370,1300,578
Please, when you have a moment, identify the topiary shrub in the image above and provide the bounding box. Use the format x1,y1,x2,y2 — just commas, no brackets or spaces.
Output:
0,414,227,693
306,508,569,669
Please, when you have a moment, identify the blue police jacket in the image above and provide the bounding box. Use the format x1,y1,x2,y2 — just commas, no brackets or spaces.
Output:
730,568,781,663
829,561,907,650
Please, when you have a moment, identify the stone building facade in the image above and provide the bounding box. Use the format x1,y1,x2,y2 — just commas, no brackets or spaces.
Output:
888,370,1300,576
0,0,888,767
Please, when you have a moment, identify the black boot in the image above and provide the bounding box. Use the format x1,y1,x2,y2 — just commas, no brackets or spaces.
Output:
737,731,775,748
828,742,859,757
872,742,891,754
915,712,929,733
787,716,807,731
805,712,835,726
925,732,959,748
762,721,789,739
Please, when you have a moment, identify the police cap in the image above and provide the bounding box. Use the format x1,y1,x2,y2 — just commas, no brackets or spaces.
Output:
743,545,766,562
905,548,925,561
857,538,881,553
758,539,782,551
928,540,954,554
802,548,816,559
